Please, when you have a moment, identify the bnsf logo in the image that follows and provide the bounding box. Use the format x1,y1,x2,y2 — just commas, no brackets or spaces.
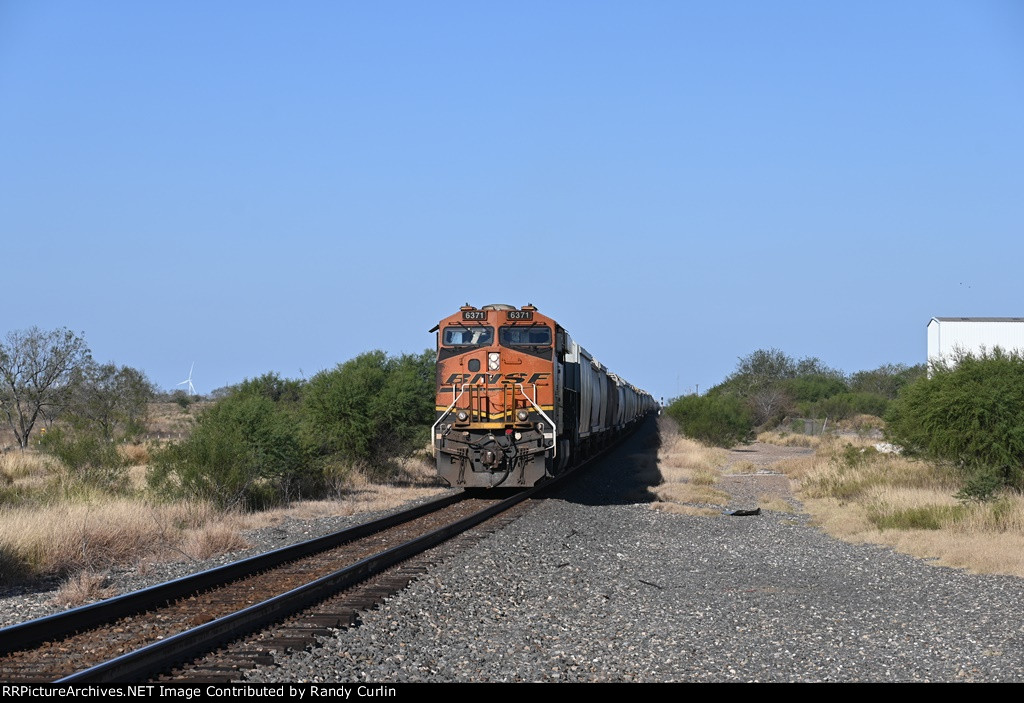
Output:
442,373,550,385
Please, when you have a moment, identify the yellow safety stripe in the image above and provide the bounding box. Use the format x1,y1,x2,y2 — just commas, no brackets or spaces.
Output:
434,405,554,418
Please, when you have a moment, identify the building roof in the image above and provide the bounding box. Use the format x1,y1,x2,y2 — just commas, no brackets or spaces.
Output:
931,317,1024,323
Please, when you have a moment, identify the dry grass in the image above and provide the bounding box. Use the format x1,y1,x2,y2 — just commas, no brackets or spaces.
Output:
650,418,732,513
757,430,824,448
871,530,1024,575
770,453,819,483
0,450,55,481
146,401,205,436
118,443,150,465
125,464,149,491
800,447,956,504
723,460,755,475
760,497,796,513
802,491,1024,577
690,469,717,486
0,499,236,585
0,451,62,504
673,420,1024,577
834,413,886,435
653,481,731,506
658,427,731,473
951,496,1024,533
52,570,115,608
0,414,453,595
180,524,250,560
0,500,165,579
773,436,1024,578
0,436,449,591
394,450,438,484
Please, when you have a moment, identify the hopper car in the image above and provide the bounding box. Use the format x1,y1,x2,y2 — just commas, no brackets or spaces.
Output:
431,303,657,488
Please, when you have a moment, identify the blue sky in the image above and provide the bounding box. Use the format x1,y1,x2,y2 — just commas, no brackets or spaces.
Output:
2,1,1022,400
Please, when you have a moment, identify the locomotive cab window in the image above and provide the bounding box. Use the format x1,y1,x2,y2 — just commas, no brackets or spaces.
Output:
500,326,552,347
442,326,494,346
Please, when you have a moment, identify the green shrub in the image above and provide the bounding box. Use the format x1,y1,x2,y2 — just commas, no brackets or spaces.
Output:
302,350,435,478
706,352,930,431
232,372,305,405
148,393,312,509
955,467,1006,503
800,392,889,421
38,426,128,491
850,363,927,399
665,394,754,448
867,504,967,531
782,375,848,404
840,442,878,469
171,390,192,411
885,350,1024,497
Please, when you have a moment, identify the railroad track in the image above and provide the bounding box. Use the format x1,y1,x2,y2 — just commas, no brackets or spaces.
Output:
0,484,549,683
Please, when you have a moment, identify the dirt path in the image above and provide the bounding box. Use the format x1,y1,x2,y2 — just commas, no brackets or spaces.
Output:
716,442,814,511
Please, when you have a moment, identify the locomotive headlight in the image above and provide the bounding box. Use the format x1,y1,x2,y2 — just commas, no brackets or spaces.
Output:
488,352,500,371
456,411,468,422
517,410,529,422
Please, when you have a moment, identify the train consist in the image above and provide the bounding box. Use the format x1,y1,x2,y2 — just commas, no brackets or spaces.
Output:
431,303,657,488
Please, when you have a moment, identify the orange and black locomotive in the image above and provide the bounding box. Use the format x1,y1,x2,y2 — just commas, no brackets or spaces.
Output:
431,303,656,488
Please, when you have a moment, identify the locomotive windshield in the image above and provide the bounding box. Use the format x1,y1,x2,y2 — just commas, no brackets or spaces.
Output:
442,326,494,346
500,326,552,347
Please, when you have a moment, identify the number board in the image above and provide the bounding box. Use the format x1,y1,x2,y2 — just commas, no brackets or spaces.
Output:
462,311,487,321
507,310,533,321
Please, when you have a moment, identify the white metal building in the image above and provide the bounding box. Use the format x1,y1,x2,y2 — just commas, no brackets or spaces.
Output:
927,317,1024,369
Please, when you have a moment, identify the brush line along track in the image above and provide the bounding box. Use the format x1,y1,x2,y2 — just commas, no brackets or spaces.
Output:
0,484,552,683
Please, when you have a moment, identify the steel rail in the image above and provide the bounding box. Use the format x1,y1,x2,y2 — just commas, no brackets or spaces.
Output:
57,483,546,682
0,491,466,655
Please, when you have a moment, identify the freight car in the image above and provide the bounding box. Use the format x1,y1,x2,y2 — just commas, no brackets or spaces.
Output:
430,303,657,488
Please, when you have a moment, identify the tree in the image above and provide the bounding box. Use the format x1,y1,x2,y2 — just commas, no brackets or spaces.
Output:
712,348,850,426
749,385,793,427
730,348,797,388
234,372,305,405
67,362,155,440
850,363,926,399
0,327,91,448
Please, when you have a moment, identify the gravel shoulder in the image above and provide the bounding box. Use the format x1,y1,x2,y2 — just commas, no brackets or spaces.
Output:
241,422,1024,682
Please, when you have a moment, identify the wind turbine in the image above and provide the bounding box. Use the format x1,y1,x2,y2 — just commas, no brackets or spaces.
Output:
177,363,196,396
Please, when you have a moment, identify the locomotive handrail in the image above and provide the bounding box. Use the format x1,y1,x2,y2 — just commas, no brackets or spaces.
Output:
516,382,557,458
431,383,467,439
433,381,556,457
